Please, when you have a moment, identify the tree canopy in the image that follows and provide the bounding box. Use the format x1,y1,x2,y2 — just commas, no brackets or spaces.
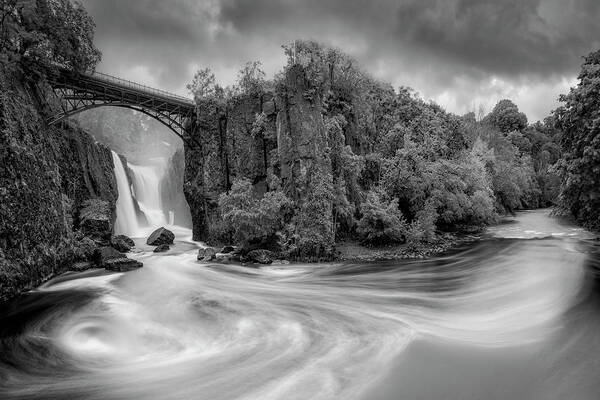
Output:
0,0,101,74
554,49,600,230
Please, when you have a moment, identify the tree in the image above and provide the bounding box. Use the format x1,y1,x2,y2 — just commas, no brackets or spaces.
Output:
187,67,217,102
236,61,266,94
357,189,407,245
484,99,528,134
554,49,600,229
1,0,101,73
218,179,292,243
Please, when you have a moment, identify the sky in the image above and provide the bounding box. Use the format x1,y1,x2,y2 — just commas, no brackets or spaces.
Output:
80,0,600,122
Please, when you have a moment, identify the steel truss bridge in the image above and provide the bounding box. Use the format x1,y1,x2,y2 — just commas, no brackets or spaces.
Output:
47,67,198,145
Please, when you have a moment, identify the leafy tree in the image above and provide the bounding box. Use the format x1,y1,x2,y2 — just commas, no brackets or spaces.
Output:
507,131,532,155
237,61,266,94
0,0,101,73
291,166,334,259
406,199,438,245
357,189,407,245
554,49,600,229
218,178,292,243
484,99,528,134
187,67,217,102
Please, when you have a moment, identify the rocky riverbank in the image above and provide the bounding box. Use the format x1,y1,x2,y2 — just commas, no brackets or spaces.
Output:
336,232,480,262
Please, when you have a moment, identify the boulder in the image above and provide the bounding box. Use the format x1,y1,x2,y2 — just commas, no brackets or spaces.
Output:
153,244,170,253
246,249,274,264
111,234,135,252
79,199,112,244
104,258,143,272
146,227,175,246
94,246,143,272
197,247,217,261
220,245,236,254
71,261,94,272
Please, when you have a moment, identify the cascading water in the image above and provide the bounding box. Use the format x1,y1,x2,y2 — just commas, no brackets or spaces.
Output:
1,210,599,400
111,151,140,236
111,152,174,237
129,161,167,228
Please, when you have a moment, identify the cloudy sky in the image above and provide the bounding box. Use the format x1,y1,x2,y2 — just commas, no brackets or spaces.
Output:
80,0,600,122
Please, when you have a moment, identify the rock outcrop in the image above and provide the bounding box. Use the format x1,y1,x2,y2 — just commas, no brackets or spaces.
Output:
111,234,135,252
197,247,217,261
0,64,118,302
79,199,113,245
183,64,334,257
275,64,334,257
153,244,170,253
184,92,278,242
246,249,274,264
146,227,175,246
94,246,142,272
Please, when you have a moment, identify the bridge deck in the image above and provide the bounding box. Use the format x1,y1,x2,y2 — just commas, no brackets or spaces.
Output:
50,67,196,113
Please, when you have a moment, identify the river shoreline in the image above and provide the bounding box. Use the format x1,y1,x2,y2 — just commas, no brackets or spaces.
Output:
335,231,481,262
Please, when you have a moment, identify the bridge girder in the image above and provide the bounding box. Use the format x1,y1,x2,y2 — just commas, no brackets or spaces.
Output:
46,68,199,147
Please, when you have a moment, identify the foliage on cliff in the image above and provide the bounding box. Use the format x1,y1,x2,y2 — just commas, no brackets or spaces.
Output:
554,49,600,230
0,0,101,74
218,178,292,244
0,1,116,301
185,40,565,258
0,63,117,302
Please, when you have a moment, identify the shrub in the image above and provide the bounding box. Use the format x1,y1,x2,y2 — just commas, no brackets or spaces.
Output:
357,189,407,245
218,178,292,244
406,200,438,246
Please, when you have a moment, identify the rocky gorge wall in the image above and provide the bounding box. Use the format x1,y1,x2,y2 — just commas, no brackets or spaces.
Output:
184,64,335,255
0,65,118,302
184,89,278,242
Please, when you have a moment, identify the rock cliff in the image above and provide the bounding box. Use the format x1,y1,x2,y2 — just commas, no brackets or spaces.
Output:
0,65,118,302
184,91,277,241
184,64,334,255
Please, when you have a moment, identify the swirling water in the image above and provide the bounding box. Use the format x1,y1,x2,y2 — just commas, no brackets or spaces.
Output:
1,210,599,399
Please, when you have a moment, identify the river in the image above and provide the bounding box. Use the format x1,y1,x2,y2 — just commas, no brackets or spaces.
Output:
0,209,599,399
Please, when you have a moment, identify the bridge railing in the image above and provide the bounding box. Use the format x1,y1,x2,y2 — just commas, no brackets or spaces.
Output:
86,70,195,105
52,63,195,106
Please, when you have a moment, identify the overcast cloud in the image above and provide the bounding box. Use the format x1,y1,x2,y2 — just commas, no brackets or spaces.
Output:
80,0,600,122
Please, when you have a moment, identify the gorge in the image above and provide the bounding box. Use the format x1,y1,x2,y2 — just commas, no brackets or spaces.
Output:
2,1,600,399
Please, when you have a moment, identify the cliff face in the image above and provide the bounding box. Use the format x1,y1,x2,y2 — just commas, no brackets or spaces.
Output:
184,64,334,254
275,64,334,256
0,65,117,302
184,92,278,241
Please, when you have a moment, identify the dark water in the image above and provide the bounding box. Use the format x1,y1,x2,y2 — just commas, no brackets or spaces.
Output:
1,210,599,399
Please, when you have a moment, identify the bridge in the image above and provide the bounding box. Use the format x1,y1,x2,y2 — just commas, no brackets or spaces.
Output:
47,67,198,145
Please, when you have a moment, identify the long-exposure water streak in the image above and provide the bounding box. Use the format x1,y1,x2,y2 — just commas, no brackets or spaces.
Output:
0,210,599,400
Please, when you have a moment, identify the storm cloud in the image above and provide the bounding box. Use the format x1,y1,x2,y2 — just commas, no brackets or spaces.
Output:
81,0,600,121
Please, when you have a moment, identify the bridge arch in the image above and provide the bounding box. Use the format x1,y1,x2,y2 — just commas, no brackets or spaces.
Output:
47,67,199,146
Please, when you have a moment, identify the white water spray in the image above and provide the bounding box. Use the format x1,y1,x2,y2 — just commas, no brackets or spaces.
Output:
111,151,140,236
129,162,167,227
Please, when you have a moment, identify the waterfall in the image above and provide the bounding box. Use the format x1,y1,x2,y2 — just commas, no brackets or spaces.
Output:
111,151,140,236
129,162,167,228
